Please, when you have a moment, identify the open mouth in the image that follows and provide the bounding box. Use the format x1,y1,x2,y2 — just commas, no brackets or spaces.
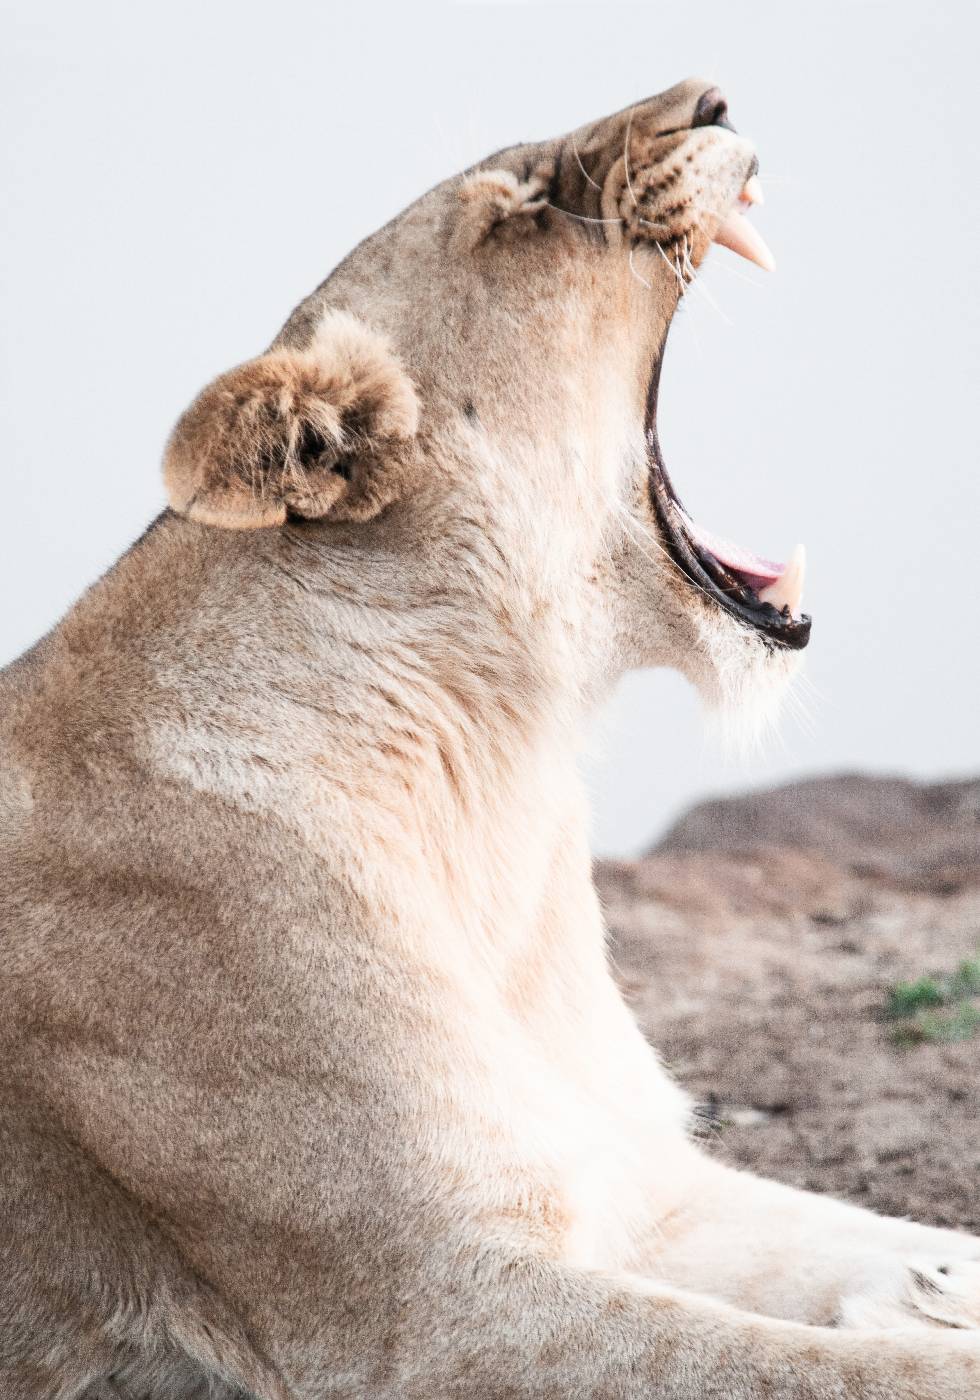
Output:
645,177,812,651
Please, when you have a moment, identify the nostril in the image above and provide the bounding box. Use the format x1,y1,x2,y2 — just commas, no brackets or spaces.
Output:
692,87,734,132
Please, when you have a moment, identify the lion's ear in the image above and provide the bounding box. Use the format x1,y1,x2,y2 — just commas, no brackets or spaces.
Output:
163,312,420,529
451,167,552,251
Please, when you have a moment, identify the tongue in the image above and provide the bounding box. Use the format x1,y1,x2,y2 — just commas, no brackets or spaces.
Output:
684,514,807,616
682,515,783,589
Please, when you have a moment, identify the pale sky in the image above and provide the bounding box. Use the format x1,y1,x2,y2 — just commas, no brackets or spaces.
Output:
3,0,977,854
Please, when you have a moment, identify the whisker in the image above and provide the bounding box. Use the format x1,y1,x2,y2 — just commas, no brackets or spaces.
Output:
429,109,472,176
603,490,723,615
628,246,652,290
545,203,624,226
787,692,818,740
675,274,706,358
705,257,765,288
682,235,697,285
672,218,739,326
689,207,772,294
685,270,734,326
795,671,826,713
652,240,686,289
623,109,639,211
620,505,746,619
570,131,603,193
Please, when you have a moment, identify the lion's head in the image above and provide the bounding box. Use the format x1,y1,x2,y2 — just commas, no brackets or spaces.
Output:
165,78,809,729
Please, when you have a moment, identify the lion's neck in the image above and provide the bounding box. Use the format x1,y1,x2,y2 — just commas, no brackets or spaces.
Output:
111,511,602,964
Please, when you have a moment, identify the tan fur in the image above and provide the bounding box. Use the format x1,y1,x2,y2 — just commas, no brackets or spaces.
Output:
2,78,980,1399
164,311,420,528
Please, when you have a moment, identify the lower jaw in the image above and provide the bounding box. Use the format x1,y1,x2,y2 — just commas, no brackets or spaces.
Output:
645,429,811,653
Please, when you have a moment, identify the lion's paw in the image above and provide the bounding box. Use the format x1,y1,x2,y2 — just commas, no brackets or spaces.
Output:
840,1256,980,1332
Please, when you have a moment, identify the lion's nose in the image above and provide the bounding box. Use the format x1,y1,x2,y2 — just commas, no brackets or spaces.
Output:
692,86,735,132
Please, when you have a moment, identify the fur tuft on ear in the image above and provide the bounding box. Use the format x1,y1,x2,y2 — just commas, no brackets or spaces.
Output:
163,311,420,529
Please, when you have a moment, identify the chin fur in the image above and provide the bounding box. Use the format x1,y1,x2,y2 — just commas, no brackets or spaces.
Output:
693,610,805,757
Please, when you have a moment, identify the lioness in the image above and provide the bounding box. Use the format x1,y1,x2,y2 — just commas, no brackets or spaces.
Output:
1,78,978,1400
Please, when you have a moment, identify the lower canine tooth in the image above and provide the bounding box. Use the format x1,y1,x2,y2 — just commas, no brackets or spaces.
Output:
758,544,806,617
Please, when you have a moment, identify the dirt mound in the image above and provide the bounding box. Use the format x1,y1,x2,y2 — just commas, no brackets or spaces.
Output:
659,772,980,895
597,774,980,1230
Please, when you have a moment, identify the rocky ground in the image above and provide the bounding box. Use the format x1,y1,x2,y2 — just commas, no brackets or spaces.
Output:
597,774,980,1231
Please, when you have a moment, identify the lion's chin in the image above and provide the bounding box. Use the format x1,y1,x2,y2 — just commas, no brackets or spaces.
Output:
688,606,806,757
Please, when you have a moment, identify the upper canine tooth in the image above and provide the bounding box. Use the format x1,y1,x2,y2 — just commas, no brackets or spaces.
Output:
712,209,775,271
741,175,764,207
759,544,806,617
